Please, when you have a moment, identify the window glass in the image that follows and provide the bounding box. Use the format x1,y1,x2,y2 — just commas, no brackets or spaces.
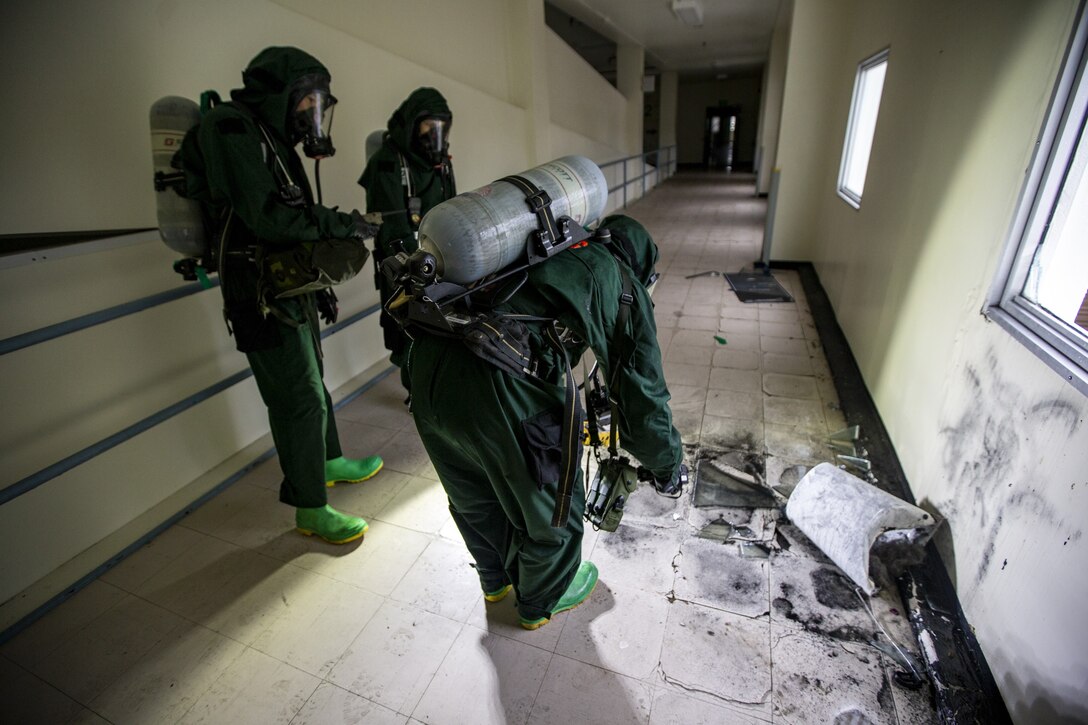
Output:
988,5,1088,394
838,50,890,208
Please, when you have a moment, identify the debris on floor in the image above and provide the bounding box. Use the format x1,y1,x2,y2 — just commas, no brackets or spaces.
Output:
723,271,795,303
785,463,939,594
774,464,811,498
692,449,779,508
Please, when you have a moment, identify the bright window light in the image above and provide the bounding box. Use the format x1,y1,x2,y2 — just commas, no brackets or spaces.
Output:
988,6,1088,395
838,49,890,208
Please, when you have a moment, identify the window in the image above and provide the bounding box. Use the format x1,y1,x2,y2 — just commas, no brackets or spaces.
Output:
987,5,1088,395
837,49,890,208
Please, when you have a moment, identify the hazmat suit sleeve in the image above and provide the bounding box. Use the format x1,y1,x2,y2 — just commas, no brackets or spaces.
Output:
535,249,683,481
198,109,355,246
359,149,414,257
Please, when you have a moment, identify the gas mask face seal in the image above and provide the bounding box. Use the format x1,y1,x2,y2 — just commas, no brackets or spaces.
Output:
288,79,338,159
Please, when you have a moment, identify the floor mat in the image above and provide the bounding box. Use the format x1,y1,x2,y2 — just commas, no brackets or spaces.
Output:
724,272,794,303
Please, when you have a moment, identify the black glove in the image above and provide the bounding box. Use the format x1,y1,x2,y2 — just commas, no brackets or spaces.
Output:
642,463,688,498
316,288,339,325
350,210,382,241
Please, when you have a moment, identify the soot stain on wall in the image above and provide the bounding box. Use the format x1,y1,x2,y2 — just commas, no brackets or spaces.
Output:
938,349,1084,585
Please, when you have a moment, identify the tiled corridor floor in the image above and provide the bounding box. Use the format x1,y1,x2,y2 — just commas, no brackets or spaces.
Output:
1,173,938,724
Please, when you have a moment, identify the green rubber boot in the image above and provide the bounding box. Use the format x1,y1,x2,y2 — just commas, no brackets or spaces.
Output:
483,584,513,603
324,455,383,487
520,561,599,630
295,505,369,544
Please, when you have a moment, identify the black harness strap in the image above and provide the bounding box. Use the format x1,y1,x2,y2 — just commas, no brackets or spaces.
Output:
606,263,635,459
500,174,561,256
544,320,581,527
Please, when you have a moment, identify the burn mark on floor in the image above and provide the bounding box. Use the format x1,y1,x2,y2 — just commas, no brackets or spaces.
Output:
812,567,863,610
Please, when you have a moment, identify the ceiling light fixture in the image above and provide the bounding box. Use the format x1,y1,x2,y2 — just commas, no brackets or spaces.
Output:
670,0,704,28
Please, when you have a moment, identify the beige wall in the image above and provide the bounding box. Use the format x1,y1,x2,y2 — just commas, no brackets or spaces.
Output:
0,0,639,627
756,0,792,194
773,0,1087,720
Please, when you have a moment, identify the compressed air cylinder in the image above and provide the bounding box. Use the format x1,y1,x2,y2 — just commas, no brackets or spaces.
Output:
365,129,385,162
417,155,607,284
149,96,205,257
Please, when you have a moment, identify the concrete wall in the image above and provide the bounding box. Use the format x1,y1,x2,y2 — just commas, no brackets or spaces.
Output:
771,0,1087,721
756,0,793,194
0,0,633,629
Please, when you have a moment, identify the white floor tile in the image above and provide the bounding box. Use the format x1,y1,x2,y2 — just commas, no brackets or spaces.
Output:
1,580,127,669
90,621,246,723
0,655,85,723
555,580,670,680
290,520,431,596
528,654,654,725
592,519,686,595
30,594,186,704
649,687,771,724
178,647,319,724
770,626,897,724
248,573,383,677
328,468,412,520
412,625,552,725
293,682,409,725
673,536,770,618
657,601,772,717
327,599,462,714
389,537,483,622
375,475,452,534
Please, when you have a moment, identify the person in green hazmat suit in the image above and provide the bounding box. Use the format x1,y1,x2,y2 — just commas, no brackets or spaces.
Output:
407,215,685,629
358,87,456,394
180,46,384,544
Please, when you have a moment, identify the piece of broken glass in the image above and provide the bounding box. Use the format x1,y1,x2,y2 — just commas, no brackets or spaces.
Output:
693,456,778,508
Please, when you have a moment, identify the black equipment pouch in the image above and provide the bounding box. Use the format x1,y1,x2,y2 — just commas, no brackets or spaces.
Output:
585,456,639,532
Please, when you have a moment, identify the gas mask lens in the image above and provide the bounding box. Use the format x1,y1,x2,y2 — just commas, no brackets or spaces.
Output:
292,89,337,159
417,117,450,164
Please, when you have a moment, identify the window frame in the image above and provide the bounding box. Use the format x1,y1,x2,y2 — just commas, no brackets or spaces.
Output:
986,2,1088,396
837,48,891,209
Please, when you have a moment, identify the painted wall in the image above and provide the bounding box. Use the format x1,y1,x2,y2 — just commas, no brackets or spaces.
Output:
772,0,1087,721
756,0,793,195
0,0,636,627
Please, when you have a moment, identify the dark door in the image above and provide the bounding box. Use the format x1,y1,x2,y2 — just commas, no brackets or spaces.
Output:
704,105,740,171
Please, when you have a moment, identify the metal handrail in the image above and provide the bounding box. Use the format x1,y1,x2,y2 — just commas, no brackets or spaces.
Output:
0,302,381,506
597,145,677,208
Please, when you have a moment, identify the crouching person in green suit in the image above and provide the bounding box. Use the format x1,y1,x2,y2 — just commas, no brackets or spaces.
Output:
407,215,684,629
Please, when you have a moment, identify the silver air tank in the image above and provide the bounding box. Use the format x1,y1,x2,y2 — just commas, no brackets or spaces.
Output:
149,96,205,257
365,129,385,162
417,155,607,284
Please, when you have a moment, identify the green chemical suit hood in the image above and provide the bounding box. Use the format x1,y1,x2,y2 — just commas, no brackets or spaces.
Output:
384,87,452,168
231,46,332,146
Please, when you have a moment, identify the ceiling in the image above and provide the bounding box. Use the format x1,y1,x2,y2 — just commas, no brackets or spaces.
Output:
545,0,781,80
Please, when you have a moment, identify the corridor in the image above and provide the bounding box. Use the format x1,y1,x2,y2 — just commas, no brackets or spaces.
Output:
0,172,938,724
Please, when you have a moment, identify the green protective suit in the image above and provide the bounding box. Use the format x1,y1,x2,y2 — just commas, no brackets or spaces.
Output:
358,88,456,384
180,46,359,509
408,215,683,621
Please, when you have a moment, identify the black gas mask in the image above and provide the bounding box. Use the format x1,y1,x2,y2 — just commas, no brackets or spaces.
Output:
287,75,337,159
414,114,451,165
